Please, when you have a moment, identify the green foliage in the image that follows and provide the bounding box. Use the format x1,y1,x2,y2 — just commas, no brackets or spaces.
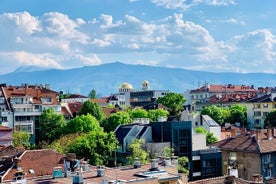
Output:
178,156,189,174
126,139,149,165
50,133,82,153
79,100,106,122
130,108,148,119
264,111,276,128
156,92,186,116
67,131,118,165
37,108,66,146
103,111,132,132
162,146,174,157
201,105,224,125
66,114,102,134
195,126,218,145
227,104,247,127
88,89,97,99
13,131,30,148
148,109,169,122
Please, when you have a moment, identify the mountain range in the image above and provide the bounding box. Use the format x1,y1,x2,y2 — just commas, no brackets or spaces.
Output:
1,62,276,97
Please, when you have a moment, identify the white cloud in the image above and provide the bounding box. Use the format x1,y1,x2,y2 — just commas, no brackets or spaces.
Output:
150,0,236,10
0,11,276,74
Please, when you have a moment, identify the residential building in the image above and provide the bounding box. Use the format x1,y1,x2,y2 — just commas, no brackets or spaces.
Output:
245,87,276,129
0,126,13,146
221,124,244,140
180,110,221,141
189,83,256,112
150,120,222,181
61,94,89,103
0,83,61,143
1,149,65,182
212,128,276,181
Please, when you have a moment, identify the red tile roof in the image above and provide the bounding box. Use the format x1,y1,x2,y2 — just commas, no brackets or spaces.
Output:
213,129,276,153
191,84,256,93
3,149,65,181
2,84,60,107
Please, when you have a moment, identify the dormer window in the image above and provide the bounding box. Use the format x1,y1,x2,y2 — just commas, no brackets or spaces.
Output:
41,97,52,103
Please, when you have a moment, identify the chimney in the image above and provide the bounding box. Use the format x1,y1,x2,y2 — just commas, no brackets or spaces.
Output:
149,159,158,171
267,129,272,140
273,128,276,137
171,156,178,167
241,128,247,135
133,158,141,168
97,166,104,177
230,128,237,137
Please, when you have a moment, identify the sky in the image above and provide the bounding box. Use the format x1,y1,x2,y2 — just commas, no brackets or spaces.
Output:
0,0,276,74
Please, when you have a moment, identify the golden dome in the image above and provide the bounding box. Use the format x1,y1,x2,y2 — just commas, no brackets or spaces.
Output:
119,82,133,89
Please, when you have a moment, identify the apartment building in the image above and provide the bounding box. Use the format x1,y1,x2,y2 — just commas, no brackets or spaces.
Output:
245,87,276,129
189,83,256,112
0,84,61,143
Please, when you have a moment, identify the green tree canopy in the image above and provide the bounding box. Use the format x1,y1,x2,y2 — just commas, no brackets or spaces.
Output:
156,92,186,116
13,131,30,149
195,126,218,145
264,110,276,128
148,109,169,122
227,104,247,127
88,89,97,99
126,139,149,165
130,108,148,119
178,156,189,174
201,105,224,125
65,114,102,134
78,100,106,123
37,108,66,146
103,111,132,132
66,131,118,165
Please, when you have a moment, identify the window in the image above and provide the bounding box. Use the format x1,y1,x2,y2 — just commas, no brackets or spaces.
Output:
263,103,268,108
266,168,272,177
15,125,32,134
264,154,271,163
254,111,261,116
254,104,261,108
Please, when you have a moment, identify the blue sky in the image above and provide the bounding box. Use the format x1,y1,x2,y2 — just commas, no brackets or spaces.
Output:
1,0,276,74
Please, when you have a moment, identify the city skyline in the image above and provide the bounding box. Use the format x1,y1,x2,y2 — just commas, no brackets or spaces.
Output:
1,0,276,74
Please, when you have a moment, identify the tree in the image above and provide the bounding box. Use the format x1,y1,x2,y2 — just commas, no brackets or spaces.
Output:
162,146,174,157
65,114,102,134
103,111,132,132
13,131,30,148
79,100,106,123
148,109,169,122
50,133,82,153
201,105,224,125
126,139,149,164
178,156,189,174
195,126,218,145
67,131,118,166
264,111,276,128
227,104,247,127
130,108,148,119
88,89,97,99
37,108,66,146
156,92,186,116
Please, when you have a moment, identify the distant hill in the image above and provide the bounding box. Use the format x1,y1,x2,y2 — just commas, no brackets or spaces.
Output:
1,62,276,96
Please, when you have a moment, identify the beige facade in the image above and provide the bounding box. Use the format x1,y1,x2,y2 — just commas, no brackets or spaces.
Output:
222,151,261,181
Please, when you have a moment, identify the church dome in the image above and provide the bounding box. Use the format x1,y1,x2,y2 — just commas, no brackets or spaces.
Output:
119,82,133,89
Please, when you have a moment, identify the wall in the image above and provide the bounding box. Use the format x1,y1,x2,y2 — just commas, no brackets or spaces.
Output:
222,151,261,181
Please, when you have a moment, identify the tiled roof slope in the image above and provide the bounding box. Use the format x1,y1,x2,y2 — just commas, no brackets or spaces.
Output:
212,129,276,153
191,84,256,93
3,149,65,181
2,84,59,105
